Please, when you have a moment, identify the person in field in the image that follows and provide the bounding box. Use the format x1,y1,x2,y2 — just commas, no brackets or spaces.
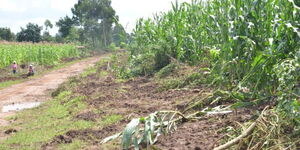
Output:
27,64,35,76
12,61,17,74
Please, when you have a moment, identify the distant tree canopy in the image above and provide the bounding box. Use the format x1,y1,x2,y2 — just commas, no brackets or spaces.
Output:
56,16,75,38
112,23,127,46
0,27,15,41
1,0,129,46
42,20,54,42
17,23,42,43
71,0,117,47
8,0,128,46
44,19,53,31
42,31,54,42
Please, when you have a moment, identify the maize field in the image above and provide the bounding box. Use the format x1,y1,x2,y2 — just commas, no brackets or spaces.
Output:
0,42,80,68
129,0,299,127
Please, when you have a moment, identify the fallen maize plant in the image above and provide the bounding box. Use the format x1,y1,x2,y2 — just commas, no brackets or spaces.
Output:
101,105,233,149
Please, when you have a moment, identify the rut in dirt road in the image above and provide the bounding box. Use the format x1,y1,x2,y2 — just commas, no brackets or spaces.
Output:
0,55,107,126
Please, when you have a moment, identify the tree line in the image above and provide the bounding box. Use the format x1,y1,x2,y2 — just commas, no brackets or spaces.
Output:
0,0,129,48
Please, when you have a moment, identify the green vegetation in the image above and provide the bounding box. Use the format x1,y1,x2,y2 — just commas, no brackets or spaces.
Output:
0,64,123,149
16,23,43,43
0,0,129,49
1,0,299,149
99,114,123,127
0,80,23,89
0,57,85,90
0,42,81,68
129,0,299,119
80,67,97,78
0,91,92,150
108,0,300,149
0,28,15,41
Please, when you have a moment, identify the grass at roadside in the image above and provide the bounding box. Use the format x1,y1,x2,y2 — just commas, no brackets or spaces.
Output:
0,80,23,89
0,55,123,150
0,91,93,150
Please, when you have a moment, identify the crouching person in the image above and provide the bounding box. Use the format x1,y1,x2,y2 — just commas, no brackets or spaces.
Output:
27,65,35,76
12,61,18,74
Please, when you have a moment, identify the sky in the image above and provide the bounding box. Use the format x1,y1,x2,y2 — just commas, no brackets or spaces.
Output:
0,0,189,35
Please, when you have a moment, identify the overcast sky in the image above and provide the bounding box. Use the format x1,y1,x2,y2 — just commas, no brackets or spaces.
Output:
0,0,189,35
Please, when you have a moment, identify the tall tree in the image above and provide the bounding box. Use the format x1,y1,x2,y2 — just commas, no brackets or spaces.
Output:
16,23,42,43
43,19,54,42
44,19,53,31
71,0,116,47
0,27,15,41
56,16,75,38
65,27,80,42
42,31,54,42
112,23,127,46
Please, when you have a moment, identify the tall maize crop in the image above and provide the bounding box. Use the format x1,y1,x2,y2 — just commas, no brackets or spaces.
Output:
0,42,80,68
129,0,299,118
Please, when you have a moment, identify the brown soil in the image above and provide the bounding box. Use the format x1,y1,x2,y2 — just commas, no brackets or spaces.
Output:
0,57,79,83
1,52,258,149
156,109,254,150
43,124,120,149
42,54,258,150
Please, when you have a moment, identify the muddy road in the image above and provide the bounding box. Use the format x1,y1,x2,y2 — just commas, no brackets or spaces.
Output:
0,55,107,127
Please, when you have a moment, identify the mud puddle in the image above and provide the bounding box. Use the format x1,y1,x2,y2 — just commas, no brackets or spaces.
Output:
2,102,42,113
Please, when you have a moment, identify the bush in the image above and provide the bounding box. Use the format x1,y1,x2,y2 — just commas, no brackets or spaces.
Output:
155,63,178,78
107,43,117,51
129,53,156,76
120,42,127,49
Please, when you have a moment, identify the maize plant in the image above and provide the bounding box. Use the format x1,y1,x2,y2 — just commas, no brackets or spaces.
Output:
0,42,80,68
129,0,299,120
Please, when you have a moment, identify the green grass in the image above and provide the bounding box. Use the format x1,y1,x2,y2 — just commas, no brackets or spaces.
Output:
0,80,23,89
98,114,123,127
0,91,93,150
80,67,97,78
98,71,109,77
0,57,123,150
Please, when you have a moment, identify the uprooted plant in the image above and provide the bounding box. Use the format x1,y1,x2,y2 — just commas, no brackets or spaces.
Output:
101,106,233,149
216,108,300,150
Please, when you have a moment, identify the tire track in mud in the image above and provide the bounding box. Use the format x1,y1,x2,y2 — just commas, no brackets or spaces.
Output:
0,55,108,128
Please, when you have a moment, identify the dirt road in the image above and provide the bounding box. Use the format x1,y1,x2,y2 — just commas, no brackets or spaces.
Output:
0,56,105,127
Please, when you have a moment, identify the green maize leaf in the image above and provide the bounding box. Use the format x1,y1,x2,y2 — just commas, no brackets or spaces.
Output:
122,118,140,149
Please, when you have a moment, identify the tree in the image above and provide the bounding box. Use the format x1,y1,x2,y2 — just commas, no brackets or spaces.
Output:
42,31,54,42
71,0,116,47
44,19,53,31
65,27,80,42
55,34,64,43
16,23,42,43
112,23,127,46
0,27,15,41
42,19,54,42
56,16,74,38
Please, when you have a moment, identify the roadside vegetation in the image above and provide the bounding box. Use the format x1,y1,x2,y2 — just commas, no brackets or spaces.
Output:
101,0,299,149
0,56,123,149
0,0,299,149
